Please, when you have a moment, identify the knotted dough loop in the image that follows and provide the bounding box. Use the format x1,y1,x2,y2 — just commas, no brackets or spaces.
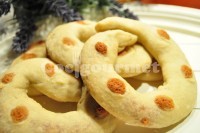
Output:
0,86,117,133
81,18,197,128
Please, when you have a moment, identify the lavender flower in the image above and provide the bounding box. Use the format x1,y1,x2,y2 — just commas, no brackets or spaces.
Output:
0,0,139,53
0,0,10,17
45,0,83,22
12,16,36,53
109,0,139,20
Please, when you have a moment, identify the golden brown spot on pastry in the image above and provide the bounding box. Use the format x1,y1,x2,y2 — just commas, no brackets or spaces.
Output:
96,106,109,118
45,63,55,77
1,73,15,84
37,40,45,44
157,29,170,40
28,40,45,49
62,37,75,46
95,42,107,55
155,95,174,111
181,65,192,78
76,21,86,25
11,106,28,123
21,53,37,60
141,117,149,125
107,78,125,94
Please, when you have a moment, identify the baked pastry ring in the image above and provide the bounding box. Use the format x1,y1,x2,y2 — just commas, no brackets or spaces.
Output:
0,58,81,102
10,40,47,96
0,86,117,133
81,18,197,128
46,20,161,79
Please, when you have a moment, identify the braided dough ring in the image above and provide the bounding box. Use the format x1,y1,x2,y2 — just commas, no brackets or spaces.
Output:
0,86,117,133
46,20,159,79
81,18,197,128
0,58,81,102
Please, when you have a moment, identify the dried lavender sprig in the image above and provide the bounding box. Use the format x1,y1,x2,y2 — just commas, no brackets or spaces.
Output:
12,16,37,53
0,0,11,17
45,0,83,22
109,0,139,20
11,0,49,53
11,0,83,53
109,0,122,8
8,0,138,53
66,0,101,12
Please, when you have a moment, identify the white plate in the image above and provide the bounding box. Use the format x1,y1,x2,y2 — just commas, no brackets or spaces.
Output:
114,4,200,133
0,4,200,133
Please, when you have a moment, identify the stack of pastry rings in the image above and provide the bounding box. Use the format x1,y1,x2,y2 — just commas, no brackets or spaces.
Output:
0,21,117,133
46,20,162,81
0,17,197,133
